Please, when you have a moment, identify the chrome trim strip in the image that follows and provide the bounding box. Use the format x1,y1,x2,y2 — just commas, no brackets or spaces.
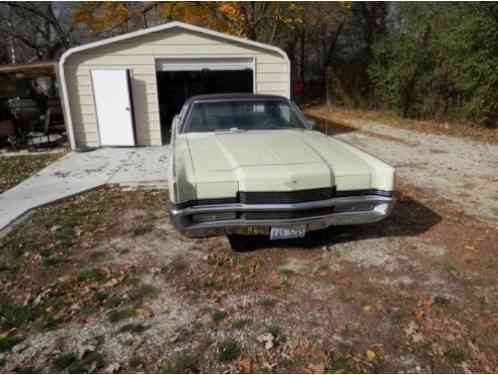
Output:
173,189,393,209
170,195,392,216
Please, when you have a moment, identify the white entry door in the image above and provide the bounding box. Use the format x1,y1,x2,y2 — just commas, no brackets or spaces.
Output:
91,69,136,146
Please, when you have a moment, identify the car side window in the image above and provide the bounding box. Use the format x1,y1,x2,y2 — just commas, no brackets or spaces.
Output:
278,104,291,122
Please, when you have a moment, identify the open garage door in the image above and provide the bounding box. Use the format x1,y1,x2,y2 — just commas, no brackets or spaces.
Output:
156,57,254,144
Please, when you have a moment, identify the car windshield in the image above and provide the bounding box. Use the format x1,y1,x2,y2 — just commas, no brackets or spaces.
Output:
185,99,305,133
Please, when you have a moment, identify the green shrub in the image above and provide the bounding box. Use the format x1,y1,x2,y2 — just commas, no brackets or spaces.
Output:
369,3,498,127
217,339,241,362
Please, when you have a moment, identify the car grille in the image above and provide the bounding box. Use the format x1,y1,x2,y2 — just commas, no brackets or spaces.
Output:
175,188,392,209
241,207,335,220
238,187,335,204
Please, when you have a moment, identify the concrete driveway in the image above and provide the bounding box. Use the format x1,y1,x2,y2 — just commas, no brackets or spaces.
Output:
0,147,169,231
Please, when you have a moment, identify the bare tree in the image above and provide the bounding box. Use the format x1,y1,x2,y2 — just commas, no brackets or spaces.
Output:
0,2,78,62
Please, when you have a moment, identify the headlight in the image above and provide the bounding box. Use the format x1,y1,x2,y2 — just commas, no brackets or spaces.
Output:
374,203,390,215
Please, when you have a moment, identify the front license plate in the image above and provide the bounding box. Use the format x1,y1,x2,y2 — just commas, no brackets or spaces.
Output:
270,226,306,240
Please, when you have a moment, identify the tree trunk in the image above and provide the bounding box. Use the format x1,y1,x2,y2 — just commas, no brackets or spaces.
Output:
300,28,306,97
7,6,16,64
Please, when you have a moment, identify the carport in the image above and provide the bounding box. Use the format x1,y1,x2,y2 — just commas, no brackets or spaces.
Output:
59,21,290,150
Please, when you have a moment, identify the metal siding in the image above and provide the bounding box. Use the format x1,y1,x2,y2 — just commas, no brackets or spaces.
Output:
64,28,289,148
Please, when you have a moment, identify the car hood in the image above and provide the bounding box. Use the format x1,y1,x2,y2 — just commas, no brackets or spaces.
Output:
181,130,392,198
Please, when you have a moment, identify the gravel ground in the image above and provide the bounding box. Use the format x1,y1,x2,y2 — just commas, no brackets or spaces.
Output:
308,108,498,222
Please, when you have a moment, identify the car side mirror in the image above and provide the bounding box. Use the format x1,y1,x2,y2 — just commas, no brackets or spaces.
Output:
305,119,317,130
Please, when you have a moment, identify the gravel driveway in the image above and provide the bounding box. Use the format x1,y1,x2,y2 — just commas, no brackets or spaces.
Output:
307,109,498,223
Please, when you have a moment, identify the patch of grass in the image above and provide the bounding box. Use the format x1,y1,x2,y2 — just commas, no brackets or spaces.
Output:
0,299,38,329
129,356,145,368
161,352,201,374
433,295,451,307
90,251,106,260
122,276,141,286
93,291,110,303
163,256,189,274
267,324,282,339
119,323,149,334
2,260,21,274
280,356,307,369
43,254,65,267
232,318,251,330
46,296,65,311
78,268,106,283
0,335,23,352
336,289,354,303
53,351,105,373
132,224,154,237
14,367,42,374
104,295,125,308
217,339,241,362
170,257,189,272
188,278,221,291
278,267,295,276
80,305,98,316
257,297,276,309
266,323,285,345
53,352,79,371
129,284,160,302
54,224,75,249
327,357,355,373
39,248,52,257
41,314,61,330
107,308,134,323
437,262,460,280
444,348,466,363
211,310,227,322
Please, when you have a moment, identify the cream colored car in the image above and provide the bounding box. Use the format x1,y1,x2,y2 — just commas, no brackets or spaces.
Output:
168,94,394,240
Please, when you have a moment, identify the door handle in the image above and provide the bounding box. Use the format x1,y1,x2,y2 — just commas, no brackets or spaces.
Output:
125,107,131,111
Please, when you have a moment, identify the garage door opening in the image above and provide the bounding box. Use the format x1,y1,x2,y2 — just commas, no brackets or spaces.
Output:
156,58,254,143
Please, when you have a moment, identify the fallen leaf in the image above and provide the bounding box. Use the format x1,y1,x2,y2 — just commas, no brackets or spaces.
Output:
366,350,376,361
363,305,372,312
239,355,253,373
412,333,424,343
257,333,275,350
103,363,121,373
135,307,153,319
307,363,326,373
404,321,418,336
103,278,119,288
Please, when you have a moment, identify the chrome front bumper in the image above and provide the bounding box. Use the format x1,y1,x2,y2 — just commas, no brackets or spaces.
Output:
169,194,394,238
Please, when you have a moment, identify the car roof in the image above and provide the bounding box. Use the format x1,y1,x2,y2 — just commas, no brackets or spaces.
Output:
185,93,287,106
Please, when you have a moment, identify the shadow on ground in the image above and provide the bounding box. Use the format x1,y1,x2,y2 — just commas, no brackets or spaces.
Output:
227,191,442,251
306,114,356,136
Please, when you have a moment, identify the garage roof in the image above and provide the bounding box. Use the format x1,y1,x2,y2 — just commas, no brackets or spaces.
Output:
60,21,289,65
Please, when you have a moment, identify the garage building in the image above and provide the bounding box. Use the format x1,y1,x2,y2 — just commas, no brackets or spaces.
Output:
59,21,290,150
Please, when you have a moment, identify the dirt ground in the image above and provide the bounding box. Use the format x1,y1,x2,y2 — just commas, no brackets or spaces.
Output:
0,111,497,373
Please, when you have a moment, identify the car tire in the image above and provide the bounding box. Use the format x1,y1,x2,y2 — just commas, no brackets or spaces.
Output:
227,234,253,252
